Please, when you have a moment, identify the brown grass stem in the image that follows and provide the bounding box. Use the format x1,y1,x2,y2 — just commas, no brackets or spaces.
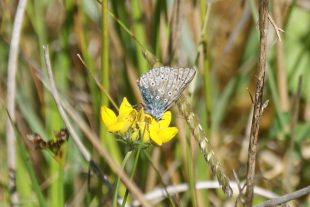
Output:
273,1,289,112
245,0,269,206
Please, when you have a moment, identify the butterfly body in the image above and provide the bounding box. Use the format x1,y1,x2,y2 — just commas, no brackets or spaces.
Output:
137,66,196,120
27,128,69,153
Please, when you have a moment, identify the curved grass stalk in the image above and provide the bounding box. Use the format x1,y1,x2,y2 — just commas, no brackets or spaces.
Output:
176,95,233,197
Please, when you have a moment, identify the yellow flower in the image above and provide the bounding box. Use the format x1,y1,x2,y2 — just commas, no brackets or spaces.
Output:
100,97,137,134
100,97,178,146
148,111,178,145
135,109,178,145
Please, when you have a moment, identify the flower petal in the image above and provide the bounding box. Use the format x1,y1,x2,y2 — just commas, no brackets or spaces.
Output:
158,127,178,143
159,111,172,128
149,120,178,145
101,106,117,128
149,129,163,145
108,120,128,133
119,97,133,115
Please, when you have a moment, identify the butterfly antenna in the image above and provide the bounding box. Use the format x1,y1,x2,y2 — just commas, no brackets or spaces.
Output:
176,95,233,197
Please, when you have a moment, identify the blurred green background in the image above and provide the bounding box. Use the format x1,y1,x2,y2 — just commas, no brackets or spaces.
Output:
0,0,309,206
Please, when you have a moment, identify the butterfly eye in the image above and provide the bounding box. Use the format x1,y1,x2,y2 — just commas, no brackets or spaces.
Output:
155,96,160,100
168,91,172,96
163,99,168,103
151,82,155,86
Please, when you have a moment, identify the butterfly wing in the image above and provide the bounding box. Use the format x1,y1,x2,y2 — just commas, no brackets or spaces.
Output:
138,67,167,118
137,66,196,119
163,67,196,111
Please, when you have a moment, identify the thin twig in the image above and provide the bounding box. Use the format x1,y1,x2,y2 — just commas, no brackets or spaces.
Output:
254,185,310,207
267,14,284,42
6,0,28,205
245,0,269,206
77,54,119,111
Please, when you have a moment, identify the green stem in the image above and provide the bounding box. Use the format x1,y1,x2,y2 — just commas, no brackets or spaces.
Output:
113,151,133,207
186,140,197,207
100,0,122,164
101,0,109,106
121,143,142,207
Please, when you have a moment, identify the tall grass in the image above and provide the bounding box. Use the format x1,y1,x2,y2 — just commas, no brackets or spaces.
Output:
1,0,310,206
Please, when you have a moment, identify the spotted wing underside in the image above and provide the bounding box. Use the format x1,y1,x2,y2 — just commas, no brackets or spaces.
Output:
137,66,196,119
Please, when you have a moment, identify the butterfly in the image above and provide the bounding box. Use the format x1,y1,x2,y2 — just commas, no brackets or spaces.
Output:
27,128,69,159
137,66,196,120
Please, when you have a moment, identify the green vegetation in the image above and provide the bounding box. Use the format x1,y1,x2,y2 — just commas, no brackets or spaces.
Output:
0,1,309,206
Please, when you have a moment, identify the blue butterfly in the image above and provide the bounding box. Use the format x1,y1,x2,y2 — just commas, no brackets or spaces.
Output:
137,66,196,120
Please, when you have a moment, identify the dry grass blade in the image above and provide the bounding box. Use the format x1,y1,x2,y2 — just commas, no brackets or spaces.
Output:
6,0,28,204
